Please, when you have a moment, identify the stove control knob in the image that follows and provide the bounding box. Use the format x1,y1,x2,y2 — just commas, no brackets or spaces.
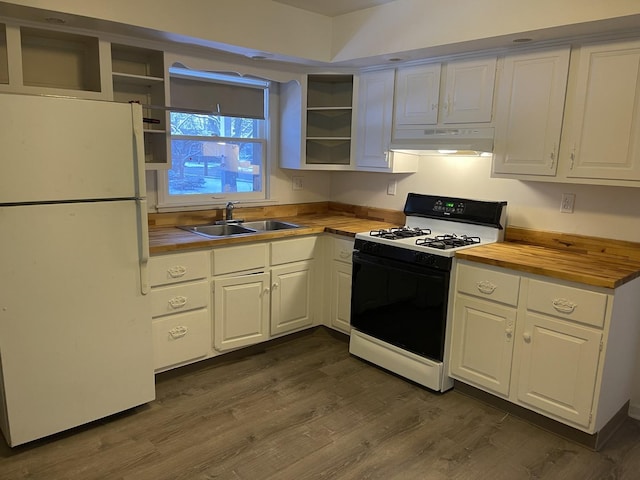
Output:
414,252,435,266
365,242,380,254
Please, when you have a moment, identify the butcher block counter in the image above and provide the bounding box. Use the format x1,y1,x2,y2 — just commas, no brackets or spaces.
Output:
456,227,640,289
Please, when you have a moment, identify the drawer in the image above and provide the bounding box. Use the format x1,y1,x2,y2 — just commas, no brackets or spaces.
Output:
212,243,268,276
149,251,209,287
457,263,520,307
271,236,318,265
150,280,209,318
152,309,211,370
332,236,355,264
527,279,607,328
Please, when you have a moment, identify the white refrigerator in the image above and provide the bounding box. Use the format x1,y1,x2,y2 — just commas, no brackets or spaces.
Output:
0,93,155,447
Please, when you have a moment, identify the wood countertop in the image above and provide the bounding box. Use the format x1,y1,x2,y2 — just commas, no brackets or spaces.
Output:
455,242,640,289
149,214,399,254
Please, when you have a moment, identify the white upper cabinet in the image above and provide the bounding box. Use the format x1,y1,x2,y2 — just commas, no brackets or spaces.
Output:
560,39,640,182
356,69,394,169
355,69,418,172
493,46,571,176
442,57,497,124
393,56,497,135
394,63,441,127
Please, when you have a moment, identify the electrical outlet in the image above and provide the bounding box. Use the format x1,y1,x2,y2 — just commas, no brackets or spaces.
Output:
292,176,303,191
387,180,397,196
560,193,575,213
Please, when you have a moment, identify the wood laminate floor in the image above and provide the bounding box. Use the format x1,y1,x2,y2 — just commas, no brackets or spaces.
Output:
1,327,639,479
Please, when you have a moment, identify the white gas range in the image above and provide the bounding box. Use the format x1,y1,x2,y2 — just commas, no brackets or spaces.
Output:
349,193,507,392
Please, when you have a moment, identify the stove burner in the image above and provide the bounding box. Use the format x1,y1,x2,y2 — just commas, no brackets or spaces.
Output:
415,234,481,250
370,227,432,240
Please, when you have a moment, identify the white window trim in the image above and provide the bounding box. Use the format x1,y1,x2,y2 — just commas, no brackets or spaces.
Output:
157,72,274,211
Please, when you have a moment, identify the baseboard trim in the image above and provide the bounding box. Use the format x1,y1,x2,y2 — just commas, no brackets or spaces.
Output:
454,380,629,451
628,402,640,420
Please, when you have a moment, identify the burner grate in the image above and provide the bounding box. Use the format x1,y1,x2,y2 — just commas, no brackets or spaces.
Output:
415,234,481,250
370,227,432,240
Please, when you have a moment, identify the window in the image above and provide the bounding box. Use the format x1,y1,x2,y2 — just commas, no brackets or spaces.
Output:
158,67,269,208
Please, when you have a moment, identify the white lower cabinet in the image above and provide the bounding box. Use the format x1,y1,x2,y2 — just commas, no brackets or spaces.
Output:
517,311,602,427
450,263,519,397
149,251,211,371
150,234,324,368
451,296,516,397
213,272,270,351
270,261,314,336
330,261,352,333
450,260,640,434
327,236,354,333
212,236,319,352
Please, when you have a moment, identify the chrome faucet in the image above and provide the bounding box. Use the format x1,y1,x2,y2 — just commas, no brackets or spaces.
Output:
225,201,235,221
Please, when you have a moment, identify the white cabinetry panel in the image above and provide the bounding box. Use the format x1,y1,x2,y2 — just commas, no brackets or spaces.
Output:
493,46,570,176
517,312,602,428
563,39,640,181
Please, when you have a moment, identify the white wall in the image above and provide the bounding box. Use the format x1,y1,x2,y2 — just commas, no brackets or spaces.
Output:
332,0,640,62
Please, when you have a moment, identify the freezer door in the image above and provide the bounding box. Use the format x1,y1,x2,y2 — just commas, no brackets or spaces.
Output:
0,201,155,446
0,94,145,204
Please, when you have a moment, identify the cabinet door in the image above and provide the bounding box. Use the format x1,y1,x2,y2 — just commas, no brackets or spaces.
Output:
517,312,602,428
442,57,497,124
450,296,516,397
330,260,352,333
394,63,441,126
493,46,570,176
270,261,314,335
355,69,395,169
564,39,640,181
213,273,270,351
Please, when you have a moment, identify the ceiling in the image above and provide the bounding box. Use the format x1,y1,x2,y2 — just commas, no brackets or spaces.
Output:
272,0,397,17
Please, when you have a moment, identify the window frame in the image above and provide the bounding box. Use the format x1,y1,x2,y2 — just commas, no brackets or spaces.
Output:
156,69,271,210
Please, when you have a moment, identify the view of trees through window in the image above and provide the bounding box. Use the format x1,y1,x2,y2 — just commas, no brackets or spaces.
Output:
168,113,264,195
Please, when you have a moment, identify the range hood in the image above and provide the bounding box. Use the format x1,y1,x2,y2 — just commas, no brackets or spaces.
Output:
390,126,494,155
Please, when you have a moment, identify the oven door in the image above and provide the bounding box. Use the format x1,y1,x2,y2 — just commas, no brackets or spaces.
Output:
351,251,449,362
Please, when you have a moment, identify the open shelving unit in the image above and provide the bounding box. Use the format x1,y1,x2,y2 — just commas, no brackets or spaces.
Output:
111,44,169,169
304,74,353,166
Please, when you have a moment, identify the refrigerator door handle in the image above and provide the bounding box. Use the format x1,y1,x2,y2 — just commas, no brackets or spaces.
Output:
130,103,147,198
137,198,150,295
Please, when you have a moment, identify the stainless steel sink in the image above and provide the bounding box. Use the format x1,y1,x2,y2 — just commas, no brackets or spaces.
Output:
241,220,302,231
179,224,258,238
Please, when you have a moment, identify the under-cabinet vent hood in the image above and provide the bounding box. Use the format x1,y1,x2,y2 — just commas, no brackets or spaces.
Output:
390,126,494,155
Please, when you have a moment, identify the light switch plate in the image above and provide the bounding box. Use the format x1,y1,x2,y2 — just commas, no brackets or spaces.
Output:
387,180,397,196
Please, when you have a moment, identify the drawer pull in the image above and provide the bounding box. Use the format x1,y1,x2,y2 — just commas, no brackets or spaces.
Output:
339,250,351,259
169,296,188,309
168,265,187,278
476,281,496,295
168,325,188,339
552,298,577,314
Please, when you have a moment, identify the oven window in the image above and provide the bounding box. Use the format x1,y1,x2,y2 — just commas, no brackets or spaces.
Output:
351,253,449,361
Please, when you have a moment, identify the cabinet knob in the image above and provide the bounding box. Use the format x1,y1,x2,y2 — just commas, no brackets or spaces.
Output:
168,325,188,339
523,332,532,343
272,282,279,290
168,265,187,278
505,327,513,338
552,298,577,314
476,280,496,295
168,296,187,309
